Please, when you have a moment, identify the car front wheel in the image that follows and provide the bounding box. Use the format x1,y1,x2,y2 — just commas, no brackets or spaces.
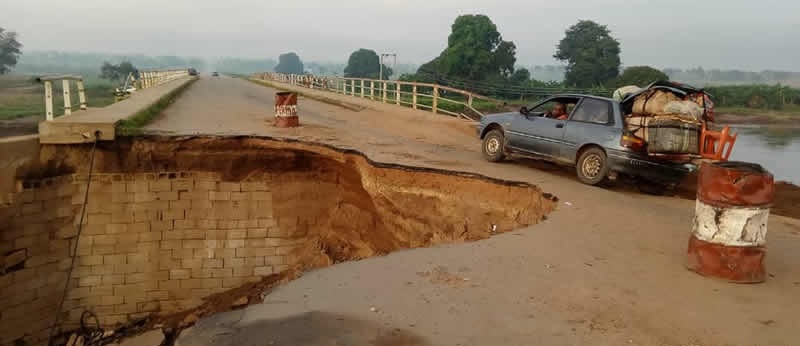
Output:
482,129,506,162
576,147,609,185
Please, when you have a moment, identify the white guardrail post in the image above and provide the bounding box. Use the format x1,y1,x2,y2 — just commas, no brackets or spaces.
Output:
36,75,88,121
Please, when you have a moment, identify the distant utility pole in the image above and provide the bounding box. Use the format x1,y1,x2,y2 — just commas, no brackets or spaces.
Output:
380,53,397,80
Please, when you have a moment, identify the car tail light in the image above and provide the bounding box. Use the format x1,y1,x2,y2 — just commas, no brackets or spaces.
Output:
621,134,645,151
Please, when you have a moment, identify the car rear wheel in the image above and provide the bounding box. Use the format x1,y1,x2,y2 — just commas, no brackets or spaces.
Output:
576,147,609,185
482,129,506,162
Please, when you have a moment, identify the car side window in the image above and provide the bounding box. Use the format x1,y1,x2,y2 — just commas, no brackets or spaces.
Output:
531,100,557,114
530,99,578,118
570,98,611,124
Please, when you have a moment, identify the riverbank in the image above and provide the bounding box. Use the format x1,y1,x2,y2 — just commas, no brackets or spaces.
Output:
716,107,800,126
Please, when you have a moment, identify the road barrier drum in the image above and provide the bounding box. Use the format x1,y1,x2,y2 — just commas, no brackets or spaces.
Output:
274,92,299,128
687,161,775,283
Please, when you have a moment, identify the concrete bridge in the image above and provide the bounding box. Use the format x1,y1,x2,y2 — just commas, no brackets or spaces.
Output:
1,70,798,346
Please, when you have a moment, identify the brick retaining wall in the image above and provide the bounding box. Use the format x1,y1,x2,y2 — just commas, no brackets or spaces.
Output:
0,172,298,346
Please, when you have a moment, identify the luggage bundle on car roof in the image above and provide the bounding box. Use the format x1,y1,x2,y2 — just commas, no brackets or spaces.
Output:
615,81,716,157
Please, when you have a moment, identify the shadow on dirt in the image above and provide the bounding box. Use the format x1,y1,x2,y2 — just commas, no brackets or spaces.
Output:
178,311,429,346
510,157,647,193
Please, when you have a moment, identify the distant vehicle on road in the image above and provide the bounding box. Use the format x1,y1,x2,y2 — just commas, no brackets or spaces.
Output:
188,68,198,76
477,93,696,187
211,72,219,77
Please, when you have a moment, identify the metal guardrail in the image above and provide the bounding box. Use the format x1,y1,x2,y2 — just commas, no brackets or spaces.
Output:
139,69,190,89
252,72,505,121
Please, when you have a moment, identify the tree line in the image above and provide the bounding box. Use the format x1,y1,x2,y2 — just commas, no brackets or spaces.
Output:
4,23,800,111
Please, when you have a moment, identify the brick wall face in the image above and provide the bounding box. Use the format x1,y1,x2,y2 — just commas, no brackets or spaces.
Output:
0,172,297,346
0,175,75,346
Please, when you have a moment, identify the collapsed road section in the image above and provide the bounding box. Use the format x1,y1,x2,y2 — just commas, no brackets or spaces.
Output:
0,135,556,346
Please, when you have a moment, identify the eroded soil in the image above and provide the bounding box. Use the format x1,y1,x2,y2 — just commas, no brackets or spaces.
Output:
24,135,556,344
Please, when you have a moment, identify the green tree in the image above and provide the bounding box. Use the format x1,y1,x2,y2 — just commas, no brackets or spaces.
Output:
117,61,137,79
274,52,304,74
343,49,393,79
509,68,531,85
554,20,621,88
0,27,22,74
419,14,517,83
100,62,120,81
492,41,517,77
615,66,669,87
100,61,138,82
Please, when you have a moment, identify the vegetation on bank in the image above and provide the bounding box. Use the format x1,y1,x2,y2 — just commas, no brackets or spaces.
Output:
116,77,197,135
386,15,800,115
705,84,800,111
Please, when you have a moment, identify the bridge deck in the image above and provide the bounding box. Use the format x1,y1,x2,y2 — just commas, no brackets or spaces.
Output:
22,75,798,345
151,76,800,346
38,77,194,144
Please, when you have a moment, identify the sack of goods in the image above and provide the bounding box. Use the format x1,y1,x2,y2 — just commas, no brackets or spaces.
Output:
612,85,641,101
663,100,704,121
631,89,682,116
625,115,700,154
645,116,700,154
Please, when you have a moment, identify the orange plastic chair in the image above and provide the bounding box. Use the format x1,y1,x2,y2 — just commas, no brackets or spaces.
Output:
700,123,737,161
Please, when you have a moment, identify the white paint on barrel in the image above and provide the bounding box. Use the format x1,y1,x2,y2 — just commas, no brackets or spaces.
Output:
275,105,297,117
692,200,769,246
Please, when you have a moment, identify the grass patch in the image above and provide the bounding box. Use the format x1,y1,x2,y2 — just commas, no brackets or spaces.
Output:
116,78,198,135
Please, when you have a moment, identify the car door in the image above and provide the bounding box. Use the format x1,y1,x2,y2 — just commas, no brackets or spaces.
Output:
561,98,619,163
508,98,574,158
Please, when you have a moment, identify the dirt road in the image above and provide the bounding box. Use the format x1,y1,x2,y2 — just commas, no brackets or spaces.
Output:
150,76,800,346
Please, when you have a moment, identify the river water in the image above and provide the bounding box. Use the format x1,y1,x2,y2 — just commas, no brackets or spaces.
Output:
727,126,800,183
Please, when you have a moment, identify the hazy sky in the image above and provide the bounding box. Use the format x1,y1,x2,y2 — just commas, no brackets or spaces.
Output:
2,0,798,70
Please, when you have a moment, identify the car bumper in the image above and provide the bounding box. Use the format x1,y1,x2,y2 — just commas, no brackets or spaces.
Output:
608,150,696,184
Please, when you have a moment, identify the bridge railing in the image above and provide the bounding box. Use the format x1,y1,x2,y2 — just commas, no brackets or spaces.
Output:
139,69,190,89
36,75,88,121
252,72,504,121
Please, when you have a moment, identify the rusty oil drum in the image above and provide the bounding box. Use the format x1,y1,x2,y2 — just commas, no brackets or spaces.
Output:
687,161,775,283
274,92,299,128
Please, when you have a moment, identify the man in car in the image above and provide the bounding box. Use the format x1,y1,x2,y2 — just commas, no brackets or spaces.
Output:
550,102,569,120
